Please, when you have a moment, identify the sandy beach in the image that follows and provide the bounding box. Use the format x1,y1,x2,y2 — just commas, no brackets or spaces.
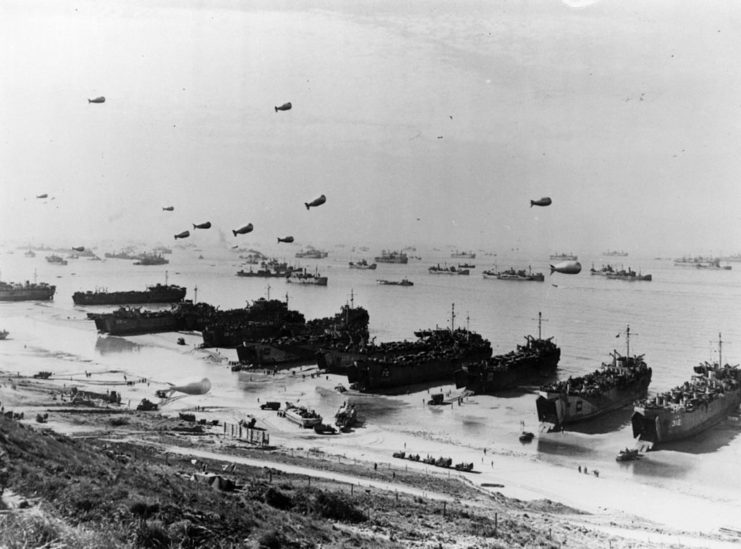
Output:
2,361,740,548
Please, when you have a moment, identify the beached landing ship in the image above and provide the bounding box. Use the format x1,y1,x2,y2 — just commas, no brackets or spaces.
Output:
631,334,741,448
536,326,652,429
454,313,560,393
346,306,492,392
201,298,306,348
235,299,369,367
72,284,186,306
0,280,56,301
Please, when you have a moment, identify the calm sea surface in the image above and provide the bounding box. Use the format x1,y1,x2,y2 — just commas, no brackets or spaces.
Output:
1,249,741,490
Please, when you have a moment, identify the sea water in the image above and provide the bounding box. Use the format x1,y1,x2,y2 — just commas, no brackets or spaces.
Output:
1,248,741,508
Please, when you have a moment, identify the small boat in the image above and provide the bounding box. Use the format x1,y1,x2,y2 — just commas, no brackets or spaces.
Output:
428,264,469,275
349,259,377,270
377,278,413,286
615,448,640,462
519,431,535,443
0,330,8,340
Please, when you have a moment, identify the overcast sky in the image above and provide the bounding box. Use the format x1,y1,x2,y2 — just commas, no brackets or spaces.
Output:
1,0,740,256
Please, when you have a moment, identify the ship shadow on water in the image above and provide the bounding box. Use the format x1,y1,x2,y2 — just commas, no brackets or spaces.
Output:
535,436,599,459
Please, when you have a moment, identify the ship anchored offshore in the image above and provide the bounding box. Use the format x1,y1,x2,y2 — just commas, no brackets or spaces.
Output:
631,333,741,448
536,325,652,429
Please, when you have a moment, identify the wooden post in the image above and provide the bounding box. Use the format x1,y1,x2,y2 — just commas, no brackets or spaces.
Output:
351,484,354,495
495,512,498,536
442,501,446,516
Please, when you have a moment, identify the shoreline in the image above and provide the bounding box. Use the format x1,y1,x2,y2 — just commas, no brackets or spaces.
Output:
1,371,740,548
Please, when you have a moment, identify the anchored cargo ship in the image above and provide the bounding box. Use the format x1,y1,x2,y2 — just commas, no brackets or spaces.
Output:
549,252,578,261
73,284,186,305
294,247,328,259
133,253,168,266
536,326,652,429
0,280,56,301
454,313,559,393
286,268,327,286
482,267,544,282
631,334,741,447
450,250,476,259
374,250,408,264
45,254,68,265
591,265,652,281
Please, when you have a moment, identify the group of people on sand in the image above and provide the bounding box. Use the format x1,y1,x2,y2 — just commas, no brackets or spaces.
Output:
577,465,599,477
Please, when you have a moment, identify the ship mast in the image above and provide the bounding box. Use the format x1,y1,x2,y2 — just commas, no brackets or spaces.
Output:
450,303,456,331
285,292,289,308
718,332,723,367
165,270,168,286
266,283,271,300
194,285,198,303
623,325,637,357
538,312,542,340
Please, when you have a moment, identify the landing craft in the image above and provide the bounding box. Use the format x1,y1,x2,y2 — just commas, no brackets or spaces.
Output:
232,223,254,236
162,206,174,211
305,194,326,210
274,102,292,112
277,236,294,243
193,221,212,230
174,230,190,240
530,197,552,208
72,246,85,252
88,96,105,104
36,194,48,199
550,261,582,275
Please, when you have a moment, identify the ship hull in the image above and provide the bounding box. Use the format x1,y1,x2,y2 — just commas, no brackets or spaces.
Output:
94,315,178,336
631,389,741,446
72,286,186,305
347,349,491,392
455,349,560,393
286,277,327,286
536,373,651,427
317,348,368,374
236,341,319,367
0,288,55,301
